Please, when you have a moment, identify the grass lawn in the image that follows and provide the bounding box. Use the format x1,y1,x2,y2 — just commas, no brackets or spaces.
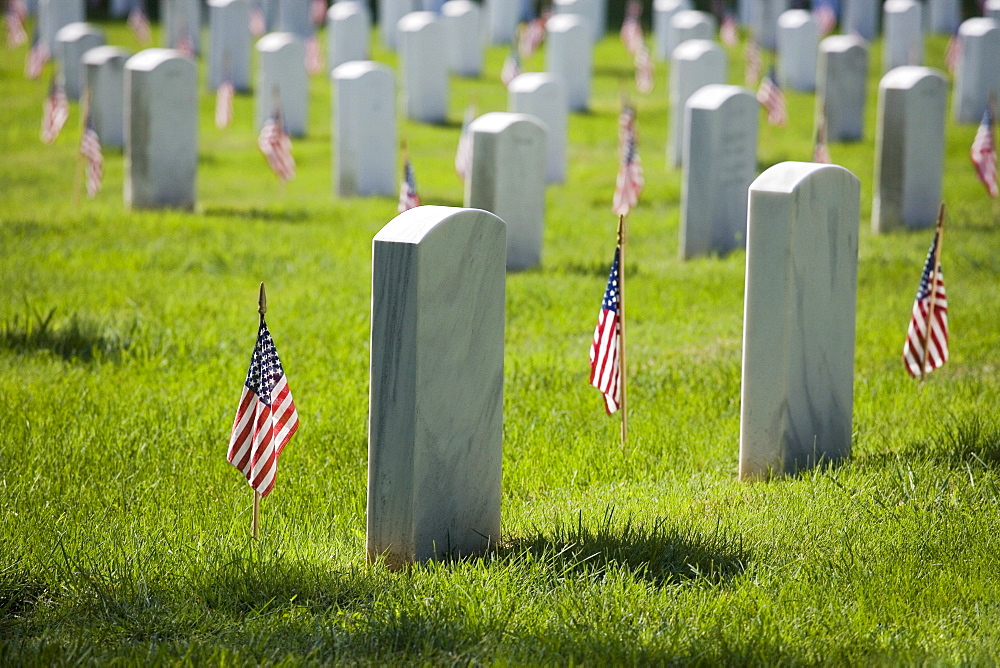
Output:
1,16,999,665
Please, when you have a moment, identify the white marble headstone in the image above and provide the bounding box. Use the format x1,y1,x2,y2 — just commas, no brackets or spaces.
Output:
882,0,922,72
327,2,371,70
124,49,198,210
668,39,727,168
380,0,416,49
398,12,448,124
872,66,947,233
681,85,758,259
441,0,483,77
987,0,1000,23
465,112,547,271
740,162,860,480
83,46,130,149
842,0,878,41
486,0,520,44
277,0,312,37
776,9,817,92
368,205,505,569
546,14,593,112
928,0,960,34
508,72,568,184
817,35,868,141
163,0,202,54
653,0,693,60
208,0,252,91
553,0,604,42
255,32,308,136
39,0,83,51
55,23,105,101
752,0,789,50
332,61,396,197
952,18,1000,124
666,10,717,56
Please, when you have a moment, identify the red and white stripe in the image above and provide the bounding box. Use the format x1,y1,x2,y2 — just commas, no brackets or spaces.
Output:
215,80,235,129
6,5,27,49
305,35,324,75
634,45,653,93
80,119,103,197
227,373,299,498
903,273,948,378
312,0,327,26
757,73,787,126
620,0,644,55
249,6,266,37
971,110,998,197
128,7,152,44
41,80,68,144
259,114,296,182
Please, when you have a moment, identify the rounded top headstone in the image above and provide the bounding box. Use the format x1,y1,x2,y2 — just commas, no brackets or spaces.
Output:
546,14,584,32
879,65,947,90
687,83,755,110
126,48,196,72
883,0,919,12
820,34,869,53
55,22,102,42
671,10,713,30
256,32,302,51
777,9,814,29
331,59,391,80
507,72,561,93
82,44,131,65
672,38,722,60
751,161,859,194
374,206,505,246
329,2,365,20
655,0,693,11
959,17,1000,38
441,0,477,17
397,11,439,32
469,111,546,135
207,0,242,7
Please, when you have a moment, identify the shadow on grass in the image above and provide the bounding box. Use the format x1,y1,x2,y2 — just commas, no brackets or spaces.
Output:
0,302,138,362
859,414,1000,470
203,207,312,223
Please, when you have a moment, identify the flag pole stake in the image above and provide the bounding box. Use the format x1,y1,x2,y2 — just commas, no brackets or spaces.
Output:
919,203,945,383
617,214,628,454
251,282,267,538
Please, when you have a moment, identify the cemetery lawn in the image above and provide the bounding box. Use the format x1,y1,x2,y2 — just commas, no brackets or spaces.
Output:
2,20,1000,666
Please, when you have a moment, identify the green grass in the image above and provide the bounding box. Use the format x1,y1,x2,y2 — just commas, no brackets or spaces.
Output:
2,17,1000,665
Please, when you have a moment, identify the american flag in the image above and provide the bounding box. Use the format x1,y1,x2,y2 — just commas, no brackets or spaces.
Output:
455,102,475,181
971,108,998,197
80,112,103,198
41,77,68,144
634,45,653,94
902,228,948,378
305,35,324,75
215,80,235,129
518,14,547,58
813,3,837,37
813,122,831,163
228,318,299,498
613,104,643,216
128,6,152,44
398,157,420,212
945,32,960,74
25,32,48,80
589,248,621,414
311,0,327,26
757,67,787,126
620,0,644,55
720,14,738,47
258,109,296,182
744,39,761,87
501,48,521,87
175,31,195,57
6,1,27,49
249,5,266,37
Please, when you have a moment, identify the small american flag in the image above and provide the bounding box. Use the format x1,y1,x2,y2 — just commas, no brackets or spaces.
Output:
128,6,152,44
945,32,960,74
613,104,644,216
813,122,831,163
812,3,837,37
744,39,761,87
6,2,27,49
258,109,296,182
311,0,327,26
589,248,621,414
720,14,738,47
501,48,521,87
971,108,998,197
249,5,266,37
80,112,103,198
634,45,653,94
757,67,787,126
41,77,68,144
305,35,324,75
902,228,948,378
175,32,195,57
228,318,299,498
25,32,48,80
398,157,421,212
455,102,475,181
620,0,644,55
518,14,547,58
215,80,235,129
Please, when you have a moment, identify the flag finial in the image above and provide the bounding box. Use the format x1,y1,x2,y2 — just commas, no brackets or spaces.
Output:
258,282,267,316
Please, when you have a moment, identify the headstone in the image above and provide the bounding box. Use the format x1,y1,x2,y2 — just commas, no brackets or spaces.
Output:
111,0,134,17
817,35,868,141
163,0,202,54
508,72,567,183
666,11,717,57
380,0,416,50
653,0,692,60
54,23,105,101
441,0,483,77
421,0,446,12
842,0,877,41
255,33,308,136
928,0,960,34
740,162,860,480
987,0,1000,23
277,0,312,37
776,9,817,92
486,0,520,44
952,18,1000,124
872,66,946,233
83,46,130,149
668,39,726,168
545,14,593,112
38,0,84,51
332,61,396,197
124,49,198,210
553,0,604,42
368,206,505,569
328,2,371,70
208,0,251,91
464,113,547,271
680,85,758,259
398,12,448,124
752,0,789,50
882,0,922,72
